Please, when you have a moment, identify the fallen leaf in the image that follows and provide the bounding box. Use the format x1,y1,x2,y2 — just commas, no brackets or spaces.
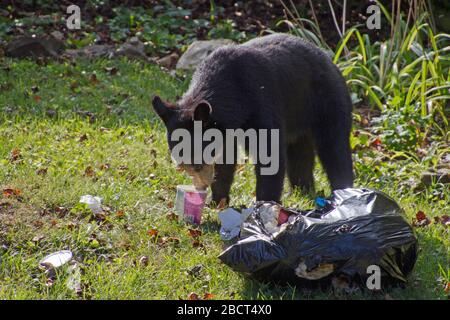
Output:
89,73,100,85
94,212,107,222
434,215,450,227
99,163,110,170
33,221,44,228
84,166,95,177
104,66,118,75
33,95,42,103
115,210,125,218
36,168,48,175
166,212,178,221
192,239,205,249
10,148,21,162
158,236,180,246
78,133,88,142
55,206,69,217
371,137,382,149
67,222,77,231
188,228,202,238
2,188,21,198
217,198,228,210
138,255,149,266
188,292,200,300
147,228,158,238
32,235,45,242
413,210,430,227
444,282,450,294
203,293,214,300
416,211,427,221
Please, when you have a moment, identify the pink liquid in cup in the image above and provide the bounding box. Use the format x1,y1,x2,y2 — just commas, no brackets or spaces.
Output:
175,185,207,224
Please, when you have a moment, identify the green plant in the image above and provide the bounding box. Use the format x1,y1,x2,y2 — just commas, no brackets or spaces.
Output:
277,0,449,143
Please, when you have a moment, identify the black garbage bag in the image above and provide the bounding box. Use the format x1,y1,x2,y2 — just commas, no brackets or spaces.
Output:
219,188,418,286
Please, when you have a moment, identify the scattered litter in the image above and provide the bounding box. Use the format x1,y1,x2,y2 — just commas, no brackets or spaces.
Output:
175,185,207,224
218,207,252,240
39,250,73,268
79,195,103,214
66,262,82,296
219,188,418,286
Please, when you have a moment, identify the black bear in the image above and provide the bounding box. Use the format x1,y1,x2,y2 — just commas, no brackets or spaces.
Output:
153,33,353,204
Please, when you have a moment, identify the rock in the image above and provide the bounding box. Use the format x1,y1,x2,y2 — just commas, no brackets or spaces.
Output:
421,168,450,186
50,30,64,42
63,44,115,59
5,36,64,58
157,52,179,69
114,36,148,61
176,39,234,70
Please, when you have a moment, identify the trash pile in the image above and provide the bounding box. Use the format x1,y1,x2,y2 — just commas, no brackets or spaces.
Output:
219,188,418,286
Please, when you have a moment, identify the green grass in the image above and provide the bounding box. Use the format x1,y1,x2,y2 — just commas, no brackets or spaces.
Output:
0,58,448,299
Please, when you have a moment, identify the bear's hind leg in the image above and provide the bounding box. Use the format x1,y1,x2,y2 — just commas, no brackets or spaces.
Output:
314,126,354,190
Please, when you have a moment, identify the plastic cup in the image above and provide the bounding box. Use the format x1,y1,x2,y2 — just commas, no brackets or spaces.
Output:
175,185,207,224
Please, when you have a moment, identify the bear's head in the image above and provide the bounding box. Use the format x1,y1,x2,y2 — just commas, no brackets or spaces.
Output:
152,95,217,190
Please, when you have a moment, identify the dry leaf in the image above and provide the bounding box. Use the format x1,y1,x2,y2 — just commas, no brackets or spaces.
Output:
147,228,158,238
99,163,110,170
166,212,178,221
434,215,449,227
78,133,88,142
115,210,125,218
89,73,100,85
2,188,21,198
10,148,21,162
104,66,118,75
139,255,149,266
187,292,200,300
216,198,228,210
192,240,204,249
36,168,48,175
84,166,95,177
203,293,214,300
158,236,180,246
188,228,202,238
413,210,430,227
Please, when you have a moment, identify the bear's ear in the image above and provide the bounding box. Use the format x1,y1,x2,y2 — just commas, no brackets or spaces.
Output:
152,96,175,123
193,101,212,122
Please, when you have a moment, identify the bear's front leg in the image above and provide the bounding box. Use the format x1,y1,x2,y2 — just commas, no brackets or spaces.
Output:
210,163,236,205
255,158,285,202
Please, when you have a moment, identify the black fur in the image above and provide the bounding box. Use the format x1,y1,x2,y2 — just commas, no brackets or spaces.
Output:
153,33,354,203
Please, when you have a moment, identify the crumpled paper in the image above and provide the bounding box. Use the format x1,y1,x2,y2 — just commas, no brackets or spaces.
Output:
218,207,252,240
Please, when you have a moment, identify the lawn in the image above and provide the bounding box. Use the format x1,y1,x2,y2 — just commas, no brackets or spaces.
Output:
0,58,448,300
